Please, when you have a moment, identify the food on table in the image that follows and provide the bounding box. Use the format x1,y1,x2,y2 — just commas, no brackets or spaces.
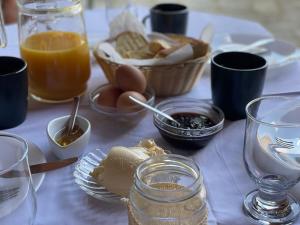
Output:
136,139,165,154
148,39,171,54
115,32,149,58
55,124,84,147
116,91,147,112
115,65,147,93
96,84,123,107
153,44,183,58
111,31,209,60
20,31,90,101
95,64,149,112
90,139,166,197
154,99,224,149
124,49,154,59
94,30,210,97
166,112,216,129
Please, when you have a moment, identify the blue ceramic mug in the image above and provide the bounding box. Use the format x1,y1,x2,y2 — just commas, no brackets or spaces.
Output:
0,56,28,129
143,3,188,35
211,51,267,121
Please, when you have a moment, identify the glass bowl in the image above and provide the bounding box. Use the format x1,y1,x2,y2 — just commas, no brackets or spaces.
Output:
153,99,224,149
89,84,155,123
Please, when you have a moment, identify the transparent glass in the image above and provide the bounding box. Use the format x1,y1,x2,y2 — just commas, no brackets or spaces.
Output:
105,0,137,25
18,0,91,103
0,134,36,225
0,2,7,47
128,154,207,225
243,96,300,224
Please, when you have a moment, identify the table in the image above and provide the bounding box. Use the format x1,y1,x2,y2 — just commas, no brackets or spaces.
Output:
2,7,300,225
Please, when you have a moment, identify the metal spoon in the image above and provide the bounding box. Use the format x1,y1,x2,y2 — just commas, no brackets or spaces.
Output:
66,96,80,135
129,96,180,126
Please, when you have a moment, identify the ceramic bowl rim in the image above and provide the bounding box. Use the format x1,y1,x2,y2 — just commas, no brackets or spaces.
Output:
47,115,91,149
89,84,155,117
153,98,225,137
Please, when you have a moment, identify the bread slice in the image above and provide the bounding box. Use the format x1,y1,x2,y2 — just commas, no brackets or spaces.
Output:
115,31,149,58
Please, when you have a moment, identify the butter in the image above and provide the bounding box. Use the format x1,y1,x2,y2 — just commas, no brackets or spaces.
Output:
90,139,166,197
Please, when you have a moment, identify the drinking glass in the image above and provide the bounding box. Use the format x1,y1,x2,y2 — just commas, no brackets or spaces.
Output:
18,0,91,103
0,134,36,225
243,96,300,224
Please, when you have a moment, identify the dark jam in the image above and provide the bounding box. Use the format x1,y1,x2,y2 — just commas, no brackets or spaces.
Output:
158,112,218,151
166,112,215,129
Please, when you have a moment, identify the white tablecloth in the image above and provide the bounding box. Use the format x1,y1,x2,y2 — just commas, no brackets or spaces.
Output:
2,7,300,225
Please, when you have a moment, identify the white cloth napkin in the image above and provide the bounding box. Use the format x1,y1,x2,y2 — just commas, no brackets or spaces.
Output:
96,41,194,66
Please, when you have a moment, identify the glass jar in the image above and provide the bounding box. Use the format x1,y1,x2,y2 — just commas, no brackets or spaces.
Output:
128,154,208,225
18,0,91,103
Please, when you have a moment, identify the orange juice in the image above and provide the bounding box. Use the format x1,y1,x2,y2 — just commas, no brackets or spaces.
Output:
20,31,91,102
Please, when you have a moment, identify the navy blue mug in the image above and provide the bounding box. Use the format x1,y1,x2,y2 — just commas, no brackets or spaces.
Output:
0,56,28,129
143,3,188,35
211,52,267,121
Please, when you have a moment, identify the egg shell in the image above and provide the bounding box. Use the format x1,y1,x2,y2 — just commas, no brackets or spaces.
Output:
97,85,123,107
116,91,147,112
115,65,147,93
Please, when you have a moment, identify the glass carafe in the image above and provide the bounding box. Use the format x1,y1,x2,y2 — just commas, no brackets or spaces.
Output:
17,0,91,103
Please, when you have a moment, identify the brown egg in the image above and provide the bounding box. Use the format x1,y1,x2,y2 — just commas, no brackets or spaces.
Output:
116,91,147,112
97,85,123,107
115,65,147,93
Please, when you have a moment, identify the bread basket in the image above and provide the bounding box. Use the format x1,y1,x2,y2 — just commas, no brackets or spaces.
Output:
93,34,210,97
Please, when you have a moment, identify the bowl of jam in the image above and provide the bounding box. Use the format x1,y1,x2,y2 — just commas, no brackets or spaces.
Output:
153,99,224,149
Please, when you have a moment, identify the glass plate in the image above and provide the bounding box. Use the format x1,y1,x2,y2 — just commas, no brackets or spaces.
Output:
73,149,122,203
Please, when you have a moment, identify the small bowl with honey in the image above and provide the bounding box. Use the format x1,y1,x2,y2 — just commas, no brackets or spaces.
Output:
47,115,91,159
153,99,224,150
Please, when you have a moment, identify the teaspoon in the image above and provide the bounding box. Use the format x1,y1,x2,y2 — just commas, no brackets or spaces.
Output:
129,96,180,126
66,96,80,135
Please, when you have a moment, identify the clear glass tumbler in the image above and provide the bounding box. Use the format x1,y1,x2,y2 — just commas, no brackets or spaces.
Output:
128,154,207,225
18,0,91,103
0,134,36,225
243,96,300,224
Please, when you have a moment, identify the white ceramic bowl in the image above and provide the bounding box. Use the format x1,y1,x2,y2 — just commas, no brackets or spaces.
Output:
47,115,91,159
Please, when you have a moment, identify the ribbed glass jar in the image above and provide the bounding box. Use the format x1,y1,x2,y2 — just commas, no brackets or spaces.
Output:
128,154,207,225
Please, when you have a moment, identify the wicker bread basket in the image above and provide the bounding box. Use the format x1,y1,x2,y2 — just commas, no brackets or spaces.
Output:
93,34,210,97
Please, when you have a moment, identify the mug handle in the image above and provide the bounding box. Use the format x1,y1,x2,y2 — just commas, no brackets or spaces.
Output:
142,14,150,26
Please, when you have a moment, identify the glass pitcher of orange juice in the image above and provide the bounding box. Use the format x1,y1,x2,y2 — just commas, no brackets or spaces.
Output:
18,0,91,103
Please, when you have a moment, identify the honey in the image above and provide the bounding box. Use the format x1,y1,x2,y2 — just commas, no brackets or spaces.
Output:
55,124,84,147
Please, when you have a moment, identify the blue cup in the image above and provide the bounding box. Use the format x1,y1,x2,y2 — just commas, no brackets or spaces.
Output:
143,3,188,35
211,52,267,120
0,56,28,129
